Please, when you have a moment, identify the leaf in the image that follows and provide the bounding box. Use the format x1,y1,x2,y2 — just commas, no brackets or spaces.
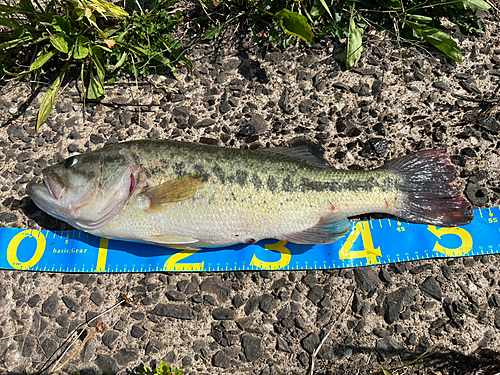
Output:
387,0,402,10
74,35,89,59
52,15,70,32
274,9,313,43
87,69,105,99
30,49,57,70
87,0,128,18
3,49,57,76
203,13,242,40
0,35,32,51
203,24,224,40
37,59,70,130
19,0,36,13
50,33,73,54
340,16,363,69
453,0,490,11
405,20,463,63
90,46,105,82
317,0,334,20
108,51,127,71
407,14,432,23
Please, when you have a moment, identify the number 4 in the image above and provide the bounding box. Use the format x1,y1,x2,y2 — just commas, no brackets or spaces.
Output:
339,222,381,265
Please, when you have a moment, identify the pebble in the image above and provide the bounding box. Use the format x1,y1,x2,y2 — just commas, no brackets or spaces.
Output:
41,292,59,317
306,285,324,305
241,335,262,362
383,287,416,324
114,348,139,365
149,303,194,320
419,276,443,301
376,337,403,360
244,295,260,315
400,125,410,135
478,117,499,132
166,290,187,301
90,291,104,306
212,350,231,368
41,338,58,357
276,336,292,353
200,276,231,302
212,308,235,320
95,355,119,374
9,107,18,114
465,182,489,207
27,294,41,308
102,330,119,350
259,294,277,314
146,339,165,355
354,267,381,292
131,324,146,338
301,332,320,354
61,296,79,313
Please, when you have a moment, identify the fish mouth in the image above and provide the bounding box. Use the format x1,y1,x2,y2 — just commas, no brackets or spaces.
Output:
26,180,62,217
44,174,65,200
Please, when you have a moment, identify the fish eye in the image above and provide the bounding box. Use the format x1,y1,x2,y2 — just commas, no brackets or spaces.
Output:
64,156,78,168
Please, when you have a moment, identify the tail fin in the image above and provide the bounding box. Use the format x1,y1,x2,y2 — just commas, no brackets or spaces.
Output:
383,149,473,227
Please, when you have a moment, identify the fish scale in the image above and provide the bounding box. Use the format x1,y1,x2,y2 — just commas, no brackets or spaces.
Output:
91,148,398,247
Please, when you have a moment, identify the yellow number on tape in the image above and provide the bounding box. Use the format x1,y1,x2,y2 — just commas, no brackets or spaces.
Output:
339,222,381,265
7,230,46,270
164,249,204,271
95,238,109,272
427,226,473,256
250,241,291,270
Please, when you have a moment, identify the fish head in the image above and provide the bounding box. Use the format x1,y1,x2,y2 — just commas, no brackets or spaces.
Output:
27,144,141,231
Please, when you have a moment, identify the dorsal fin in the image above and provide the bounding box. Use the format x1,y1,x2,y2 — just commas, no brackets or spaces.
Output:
259,144,330,168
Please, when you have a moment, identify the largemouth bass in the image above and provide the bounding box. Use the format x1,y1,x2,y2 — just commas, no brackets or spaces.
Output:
27,140,473,248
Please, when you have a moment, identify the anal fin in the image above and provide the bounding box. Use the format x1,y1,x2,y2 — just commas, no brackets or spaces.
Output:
145,234,199,246
280,212,351,245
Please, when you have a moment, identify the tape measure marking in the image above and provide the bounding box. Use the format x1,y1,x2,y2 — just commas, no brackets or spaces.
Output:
1,207,499,273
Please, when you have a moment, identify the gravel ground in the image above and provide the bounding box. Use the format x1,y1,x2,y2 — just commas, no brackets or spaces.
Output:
1,8,500,375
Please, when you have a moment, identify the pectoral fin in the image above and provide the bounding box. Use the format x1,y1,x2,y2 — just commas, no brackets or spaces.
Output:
141,174,207,213
280,212,351,244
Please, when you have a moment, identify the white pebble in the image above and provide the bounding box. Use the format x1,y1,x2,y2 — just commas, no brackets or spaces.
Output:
401,125,410,135
470,137,479,145
469,283,478,292
346,152,357,162
328,46,335,54
9,106,17,114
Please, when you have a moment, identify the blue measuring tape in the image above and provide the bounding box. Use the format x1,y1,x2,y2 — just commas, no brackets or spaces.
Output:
1,207,498,273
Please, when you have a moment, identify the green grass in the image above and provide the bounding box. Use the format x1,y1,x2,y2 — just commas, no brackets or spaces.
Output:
0,0,491,131
0,0,190,130
137,361,183,375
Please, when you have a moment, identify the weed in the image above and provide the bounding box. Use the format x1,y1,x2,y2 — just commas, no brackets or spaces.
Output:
0,0,492,132
137,361,183,375
0,0,190,130
200,0,490,67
